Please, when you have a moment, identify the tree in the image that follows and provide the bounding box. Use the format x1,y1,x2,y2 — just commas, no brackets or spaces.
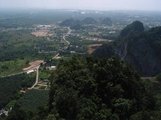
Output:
48,56,149,120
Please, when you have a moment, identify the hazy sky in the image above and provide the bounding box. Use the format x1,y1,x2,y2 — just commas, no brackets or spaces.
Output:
0,0,161,11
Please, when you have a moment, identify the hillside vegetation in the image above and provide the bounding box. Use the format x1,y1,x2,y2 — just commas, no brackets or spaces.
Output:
17,89,49,112
5,57,161,120
0,73,35,109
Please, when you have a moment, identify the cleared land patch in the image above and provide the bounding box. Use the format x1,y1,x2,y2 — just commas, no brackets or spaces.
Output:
87,44,102,54
31,30,53,37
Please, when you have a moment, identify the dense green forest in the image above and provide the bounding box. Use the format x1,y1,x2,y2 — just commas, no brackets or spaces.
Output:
0,73,35,109
4,57,161,120
17,89,49,112
60,17,112,29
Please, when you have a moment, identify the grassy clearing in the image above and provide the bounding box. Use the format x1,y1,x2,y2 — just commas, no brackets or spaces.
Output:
0,59,28,77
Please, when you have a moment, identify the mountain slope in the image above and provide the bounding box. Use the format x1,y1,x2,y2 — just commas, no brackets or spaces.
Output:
101,17,112,26
120,21,144,37
81,17,97,25
60,18,81,27
93,21,161,76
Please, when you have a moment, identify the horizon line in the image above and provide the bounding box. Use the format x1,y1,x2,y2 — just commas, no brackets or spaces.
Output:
0,8,161,13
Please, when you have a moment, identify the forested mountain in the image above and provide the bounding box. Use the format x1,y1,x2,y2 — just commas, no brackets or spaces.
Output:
6,57,160,120
93,21,161,76
119,21,144,37
101,17,112,26
81,17,97,25
59,18,81,27
60,17,98,27
60,17,113,27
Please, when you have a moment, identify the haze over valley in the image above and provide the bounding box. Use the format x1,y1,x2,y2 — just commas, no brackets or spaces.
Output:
1,0,161,120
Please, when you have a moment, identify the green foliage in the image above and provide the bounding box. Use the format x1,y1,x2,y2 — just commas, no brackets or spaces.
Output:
0,30,58,62
0,73,35,108
17,90,49,112
47,57,150,120
6,104,33,120
0,59,27,77
156,73,161,82
130,111,161,120
39,70,51,80
142,77,161,111
6,90,49,120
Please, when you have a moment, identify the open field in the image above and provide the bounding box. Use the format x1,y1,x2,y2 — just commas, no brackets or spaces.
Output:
0,59,27,77
32,30,53,37
23,60,44,72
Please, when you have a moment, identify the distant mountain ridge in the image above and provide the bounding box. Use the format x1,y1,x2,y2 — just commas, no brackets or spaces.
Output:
93,21,161,76
60,17,112,28
81,17,97,24
59,18,81,27
101,17,112,26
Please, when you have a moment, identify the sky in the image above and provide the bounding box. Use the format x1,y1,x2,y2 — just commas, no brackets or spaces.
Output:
0,0,161,11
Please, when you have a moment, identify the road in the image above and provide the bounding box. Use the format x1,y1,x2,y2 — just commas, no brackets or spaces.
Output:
53,27,72,59
29,66,40,89
0,67,40,89
63,27,71,47
1,27,72,88
0,72,24,78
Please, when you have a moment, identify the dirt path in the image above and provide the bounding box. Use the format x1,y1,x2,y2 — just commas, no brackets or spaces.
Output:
29,66,40,89
0,72,24,78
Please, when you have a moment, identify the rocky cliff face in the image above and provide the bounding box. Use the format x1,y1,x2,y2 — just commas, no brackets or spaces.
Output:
93,21,161,76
